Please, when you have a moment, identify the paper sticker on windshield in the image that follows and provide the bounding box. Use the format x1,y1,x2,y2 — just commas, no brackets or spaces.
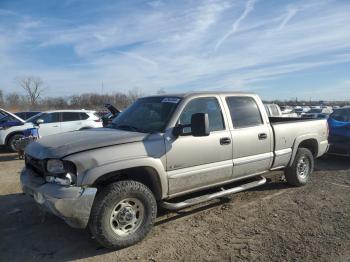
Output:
162,97,180,103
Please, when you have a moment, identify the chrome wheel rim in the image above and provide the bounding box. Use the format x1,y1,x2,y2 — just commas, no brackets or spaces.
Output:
297,156,310,177
110,198,144,237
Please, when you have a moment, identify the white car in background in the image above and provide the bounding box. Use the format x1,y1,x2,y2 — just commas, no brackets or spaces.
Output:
280,105,294,114
264,104,298,118
264,103,282,117
0,109,102,151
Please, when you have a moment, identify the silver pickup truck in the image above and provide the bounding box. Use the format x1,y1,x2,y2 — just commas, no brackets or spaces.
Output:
21,92,329,248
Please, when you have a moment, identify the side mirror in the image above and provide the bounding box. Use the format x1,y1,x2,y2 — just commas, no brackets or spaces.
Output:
191,113,210,137
36,119,44,125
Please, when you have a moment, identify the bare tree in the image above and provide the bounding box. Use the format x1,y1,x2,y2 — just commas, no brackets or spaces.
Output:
18,76,45,106
128,87,143,103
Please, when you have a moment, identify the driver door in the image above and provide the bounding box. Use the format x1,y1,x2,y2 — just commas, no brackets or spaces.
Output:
165,97,233,196
37,112,61,137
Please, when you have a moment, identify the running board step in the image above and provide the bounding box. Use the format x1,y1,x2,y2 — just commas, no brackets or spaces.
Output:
161,176,267,211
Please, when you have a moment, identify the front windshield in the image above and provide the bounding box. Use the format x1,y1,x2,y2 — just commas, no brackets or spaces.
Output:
0,113,18,123
26,112,44,123
110,96,181,133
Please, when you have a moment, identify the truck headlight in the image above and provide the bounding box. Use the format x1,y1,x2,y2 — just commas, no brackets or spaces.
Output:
47,159,65,174
45,173,76,186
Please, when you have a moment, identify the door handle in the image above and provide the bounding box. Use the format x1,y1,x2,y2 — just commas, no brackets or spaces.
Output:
258,133,267,140
53,125,59,127
220,137,231,145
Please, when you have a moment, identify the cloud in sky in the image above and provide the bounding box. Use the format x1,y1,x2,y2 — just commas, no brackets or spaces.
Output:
214,0,256,51
0,0,350,100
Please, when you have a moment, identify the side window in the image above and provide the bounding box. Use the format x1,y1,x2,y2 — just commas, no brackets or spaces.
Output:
79,113,89,120
179,97,225,132
226,97,263,128
62,112,81,122
41,113,60,123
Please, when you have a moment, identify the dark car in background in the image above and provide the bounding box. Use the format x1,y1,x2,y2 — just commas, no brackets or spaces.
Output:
101,103,121,127
15,111,41,120
328,107,350,156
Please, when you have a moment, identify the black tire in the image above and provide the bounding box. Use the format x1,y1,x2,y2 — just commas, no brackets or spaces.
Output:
89,180,157,249
285,147,314,186
7,133,24,152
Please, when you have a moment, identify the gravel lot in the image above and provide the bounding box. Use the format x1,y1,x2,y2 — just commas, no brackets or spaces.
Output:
0,147,349,262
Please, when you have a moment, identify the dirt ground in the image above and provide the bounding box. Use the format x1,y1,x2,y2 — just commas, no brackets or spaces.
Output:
0,147,349,262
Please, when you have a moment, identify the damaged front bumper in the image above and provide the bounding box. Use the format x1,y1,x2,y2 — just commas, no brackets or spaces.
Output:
20,168,97,228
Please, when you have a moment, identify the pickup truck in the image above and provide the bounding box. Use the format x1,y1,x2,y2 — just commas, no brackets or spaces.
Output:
21,92,329,249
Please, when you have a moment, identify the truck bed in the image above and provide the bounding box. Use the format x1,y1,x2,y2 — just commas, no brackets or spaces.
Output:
268,117,328,169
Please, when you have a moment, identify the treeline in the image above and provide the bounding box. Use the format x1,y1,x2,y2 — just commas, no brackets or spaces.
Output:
0,89,143,112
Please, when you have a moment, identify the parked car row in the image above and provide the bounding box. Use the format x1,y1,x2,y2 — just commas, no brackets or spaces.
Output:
264,103,347,119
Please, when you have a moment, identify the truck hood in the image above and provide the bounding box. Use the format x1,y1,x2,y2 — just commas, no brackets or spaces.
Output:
25,128,148,159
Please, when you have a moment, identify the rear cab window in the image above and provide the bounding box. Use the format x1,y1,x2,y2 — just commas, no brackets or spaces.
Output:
226,96,263,128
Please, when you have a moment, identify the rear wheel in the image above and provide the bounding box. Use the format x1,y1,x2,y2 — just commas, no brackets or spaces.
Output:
285,147,314,186
89,180,157,249
7,133,24,152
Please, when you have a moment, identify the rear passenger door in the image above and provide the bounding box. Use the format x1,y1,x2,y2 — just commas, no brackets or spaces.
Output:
225,96,273,178
60,112,83,132
37,113,61,137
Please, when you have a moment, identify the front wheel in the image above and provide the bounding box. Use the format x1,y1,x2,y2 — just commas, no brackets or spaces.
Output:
285,147,314,186
7,133,24,152
89,180,157,249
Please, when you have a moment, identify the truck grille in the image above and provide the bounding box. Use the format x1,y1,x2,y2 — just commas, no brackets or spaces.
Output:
25,155,45,177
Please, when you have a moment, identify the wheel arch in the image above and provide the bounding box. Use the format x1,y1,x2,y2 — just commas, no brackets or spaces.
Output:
90,165,164,201
5,131,24,145
289,136,319,166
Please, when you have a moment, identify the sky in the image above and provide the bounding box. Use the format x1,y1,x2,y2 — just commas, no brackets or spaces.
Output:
0,0,349,101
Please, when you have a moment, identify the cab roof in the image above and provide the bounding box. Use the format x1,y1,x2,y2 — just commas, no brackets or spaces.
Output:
147,91,256,98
